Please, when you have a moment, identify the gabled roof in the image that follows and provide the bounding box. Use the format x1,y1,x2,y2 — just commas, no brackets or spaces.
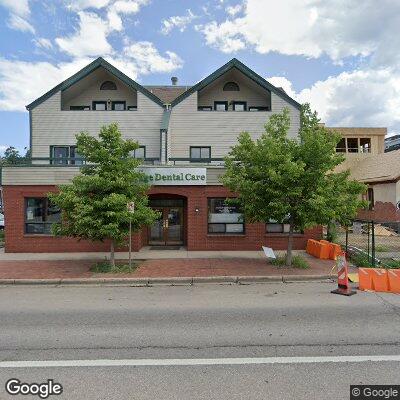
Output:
170,58,301,110
26,57,164,110
144,86,192,104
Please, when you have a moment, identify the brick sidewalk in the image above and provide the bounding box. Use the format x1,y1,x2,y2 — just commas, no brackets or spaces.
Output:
0,254,336,280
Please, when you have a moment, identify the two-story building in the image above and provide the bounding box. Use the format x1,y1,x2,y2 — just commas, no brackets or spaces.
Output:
0,57,386,253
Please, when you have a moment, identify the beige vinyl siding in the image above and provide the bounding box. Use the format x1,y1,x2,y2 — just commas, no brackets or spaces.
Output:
31,91,163,159
62,68,137,109
2,166,226,185
198,70,269,110
371,182,397,204
169,92,300,158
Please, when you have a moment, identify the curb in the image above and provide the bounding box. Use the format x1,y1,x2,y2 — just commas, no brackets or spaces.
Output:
0,275,335,286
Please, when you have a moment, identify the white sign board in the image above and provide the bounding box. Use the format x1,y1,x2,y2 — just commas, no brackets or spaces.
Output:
140,168,207,186
262,246,276,259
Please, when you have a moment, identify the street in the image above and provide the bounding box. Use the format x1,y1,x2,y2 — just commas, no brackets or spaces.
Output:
0,282,399,399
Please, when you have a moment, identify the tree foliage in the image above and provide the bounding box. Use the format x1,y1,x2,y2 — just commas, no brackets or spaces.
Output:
48,123,158,265
221,104,366,265
0,147,29,166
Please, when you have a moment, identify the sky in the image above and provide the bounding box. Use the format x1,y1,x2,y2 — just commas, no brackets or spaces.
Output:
1,0,400,154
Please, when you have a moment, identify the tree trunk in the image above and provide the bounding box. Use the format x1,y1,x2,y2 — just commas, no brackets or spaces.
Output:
286,222,294,267
110,239,115,268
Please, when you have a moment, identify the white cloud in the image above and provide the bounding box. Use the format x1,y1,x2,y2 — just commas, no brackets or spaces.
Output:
7,14,35,33
197,0,400,67
66,0,111,10
55,12,113,57
196,20,246,53
112,0,149,14
226,4,242,16
161,9,197,35
0,0,30,17
123,41,183,74
32,38,53,50
268,69,400,132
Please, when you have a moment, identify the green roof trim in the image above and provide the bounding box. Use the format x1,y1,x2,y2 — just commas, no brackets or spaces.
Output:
160,109,171,130
26,57,164,110
170,58,301,110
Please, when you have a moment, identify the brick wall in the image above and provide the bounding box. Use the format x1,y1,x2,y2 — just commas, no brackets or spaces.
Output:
3,185,322,253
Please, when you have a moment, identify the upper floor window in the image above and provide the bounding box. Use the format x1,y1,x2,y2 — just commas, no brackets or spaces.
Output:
233,101,247,111
223,82,240,91
111,101,126,111
360,138,371,153
214,101,228,111
51,146,83,165
92,101,107,111
100,81,117,90
25,198,61,235
130,146,146,159
70,105,90,111
190,146,211,161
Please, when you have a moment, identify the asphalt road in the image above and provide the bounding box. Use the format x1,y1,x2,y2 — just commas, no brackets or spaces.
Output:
0,282,399,399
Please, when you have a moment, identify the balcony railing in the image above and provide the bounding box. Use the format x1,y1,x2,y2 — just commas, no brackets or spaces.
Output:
169,157,225,165
1,157,160,167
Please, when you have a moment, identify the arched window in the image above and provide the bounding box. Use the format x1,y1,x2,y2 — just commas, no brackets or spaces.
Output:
100,81,117,90
223,81,240,91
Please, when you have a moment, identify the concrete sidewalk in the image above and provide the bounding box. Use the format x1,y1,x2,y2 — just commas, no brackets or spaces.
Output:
0,252,338,285
0,247,269,261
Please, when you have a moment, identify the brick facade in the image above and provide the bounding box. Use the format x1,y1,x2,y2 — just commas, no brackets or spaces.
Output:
3,185,322,253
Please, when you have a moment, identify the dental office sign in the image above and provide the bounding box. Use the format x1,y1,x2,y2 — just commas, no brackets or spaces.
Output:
140,167,207,186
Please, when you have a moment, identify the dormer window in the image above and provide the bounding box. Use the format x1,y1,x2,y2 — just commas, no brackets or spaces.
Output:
100,81,117,90
223,82,240,91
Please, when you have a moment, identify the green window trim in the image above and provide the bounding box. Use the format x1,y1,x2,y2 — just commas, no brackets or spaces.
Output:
214,101,228,111
232,101,247,111
131,145,146,159
70,105,91,110
190,146,211,161
92,101,107,111
50,145,83,165
111,101,126,111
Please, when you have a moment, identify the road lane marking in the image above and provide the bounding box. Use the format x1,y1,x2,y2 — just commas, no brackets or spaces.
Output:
1,355,400,368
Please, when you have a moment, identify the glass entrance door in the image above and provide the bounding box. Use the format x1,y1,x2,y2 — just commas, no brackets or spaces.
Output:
149,207,183,246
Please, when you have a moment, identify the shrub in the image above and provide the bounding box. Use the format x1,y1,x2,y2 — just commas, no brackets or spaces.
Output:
272,254,310,269
90,261,138,274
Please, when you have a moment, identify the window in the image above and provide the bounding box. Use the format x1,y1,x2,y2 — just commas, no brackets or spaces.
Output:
130,146,146,159
111,101,126,111
198,106,213,111
367,188,374,210
360,138,371,153
52,146,69,165
190,146,211,161
249,106,269,111
347,138,359,153
25,198,61,234
92,101,107,111
51,146,83,165
100,81,117,90
70,105,90,111
336,138,346,153
266,221,302,234
223,82,240,91
127,106,137,111
233,101,247,111
214,101,228,111
208,198,244,234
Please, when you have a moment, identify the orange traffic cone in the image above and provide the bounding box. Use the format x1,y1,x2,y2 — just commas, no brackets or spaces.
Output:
331,252,356,296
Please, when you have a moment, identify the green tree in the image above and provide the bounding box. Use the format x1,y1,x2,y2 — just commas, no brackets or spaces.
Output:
1,146,22,165
221,104,366,266
48,123,158,266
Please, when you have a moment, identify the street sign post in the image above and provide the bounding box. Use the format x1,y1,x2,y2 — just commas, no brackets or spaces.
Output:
127,202,135,268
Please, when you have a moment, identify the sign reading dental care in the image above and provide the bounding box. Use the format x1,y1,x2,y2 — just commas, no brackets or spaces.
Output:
140,167,207,186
